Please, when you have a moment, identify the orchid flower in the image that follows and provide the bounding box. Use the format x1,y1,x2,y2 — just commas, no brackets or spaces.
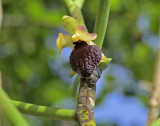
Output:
56,15,111,77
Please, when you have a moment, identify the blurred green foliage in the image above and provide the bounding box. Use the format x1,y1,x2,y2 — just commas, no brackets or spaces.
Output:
0,0,159,125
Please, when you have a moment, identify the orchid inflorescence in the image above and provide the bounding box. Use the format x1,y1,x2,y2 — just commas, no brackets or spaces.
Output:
56,15,111,77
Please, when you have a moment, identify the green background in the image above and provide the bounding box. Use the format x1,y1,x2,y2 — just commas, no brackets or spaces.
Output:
0,0,159,125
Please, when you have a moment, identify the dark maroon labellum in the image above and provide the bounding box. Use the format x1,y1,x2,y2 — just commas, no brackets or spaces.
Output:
70,41,102,77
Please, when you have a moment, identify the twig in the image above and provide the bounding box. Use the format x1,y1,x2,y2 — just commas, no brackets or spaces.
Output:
0,0,2,30
0,71,1,88
63,0,74,9
0,0,2,88
93,0,111,49
63,0,85,26
150,118,160,126
146,26,160,126
0,88,30,126
63,0,85,9
11,100,75,121
75,68,102,126
74,0,85,9
72,75,80,96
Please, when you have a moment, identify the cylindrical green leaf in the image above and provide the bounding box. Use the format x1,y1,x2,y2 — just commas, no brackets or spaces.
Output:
0,88,30,126
94,0,111,49
12,100,75,121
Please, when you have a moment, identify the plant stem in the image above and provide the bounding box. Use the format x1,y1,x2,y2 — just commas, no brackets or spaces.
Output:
0,71,2,88
75,68,102,126
146,25,160,126
72,75,80,96
62,0,85,26
0,0,2,30
63,0,74,9
12,100,75,121
151,118,160,126
69,4,85,25
0,88,30,126
0,71,2,126
0,1,3,123
94,0,111,49
74,0,85,9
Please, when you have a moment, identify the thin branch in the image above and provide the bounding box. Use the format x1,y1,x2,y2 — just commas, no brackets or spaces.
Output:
62,0,85,26
93,0,111,49
0,1,3,125
74,0,85,9
0,88,30,126
0,0,2,30
146,26,160,126
0,71,1,88
72,75,80,96
150,118,160,126
11,100,75,121
0,71,2,126
75,68,102,126
63,0,74,9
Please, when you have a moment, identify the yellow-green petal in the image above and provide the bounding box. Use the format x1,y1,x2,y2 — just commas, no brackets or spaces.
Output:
62,15,80,35
56,33,73,54
75,25,97,42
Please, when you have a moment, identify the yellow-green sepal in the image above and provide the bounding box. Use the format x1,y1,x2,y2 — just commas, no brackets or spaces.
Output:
101,53,112,63
69,69,76,78
98,53,112,70
106,58,112,62
56,33,73,54
62,15,80,35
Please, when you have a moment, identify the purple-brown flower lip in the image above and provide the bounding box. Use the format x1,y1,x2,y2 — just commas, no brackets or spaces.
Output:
70,41,102,77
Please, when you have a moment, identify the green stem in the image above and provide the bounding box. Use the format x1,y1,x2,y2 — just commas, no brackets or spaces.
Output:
0,0,2,30
63,0,74,9
72,75,80,96
0,71,2,88
147,25,160,126
151,118,160,126
75,67,102,126
93,0,111,49
0,88,30,126
74,0,85,9
62,0,85,26
11,100,75,121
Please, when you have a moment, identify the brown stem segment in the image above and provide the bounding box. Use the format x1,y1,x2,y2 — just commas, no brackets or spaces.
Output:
75,67,102,126
146,26,160,126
